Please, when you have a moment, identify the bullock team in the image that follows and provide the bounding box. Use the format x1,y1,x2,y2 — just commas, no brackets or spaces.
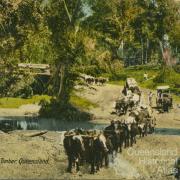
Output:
63,113,155,174
115,78,156,137
63,78,156,174
79,73,109,85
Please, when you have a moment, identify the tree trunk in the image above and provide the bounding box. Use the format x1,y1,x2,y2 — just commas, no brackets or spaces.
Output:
159,41,164,57
145,38,149,64
141,37,144,65
63,0,71,23
121,40,124,58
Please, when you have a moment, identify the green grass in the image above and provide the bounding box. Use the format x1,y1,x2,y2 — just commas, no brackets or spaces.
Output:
0,95,51,108
172,94,180,103
70,94,98,110
124,69,158,83
0,92,98,110
109,69,158,87
108,80,124,86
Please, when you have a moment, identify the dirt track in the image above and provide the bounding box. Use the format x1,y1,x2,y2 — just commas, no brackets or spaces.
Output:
0,84,179,179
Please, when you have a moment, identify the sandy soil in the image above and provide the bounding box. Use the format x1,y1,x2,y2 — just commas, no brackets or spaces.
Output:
76,84,123,123
0,84,179,179
0,104,41,117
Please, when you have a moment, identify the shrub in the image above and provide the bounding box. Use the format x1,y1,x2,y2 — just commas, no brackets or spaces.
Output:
39,96,94,121
154,68,180,85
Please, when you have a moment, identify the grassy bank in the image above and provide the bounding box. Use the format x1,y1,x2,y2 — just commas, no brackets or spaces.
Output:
0,94,97,110
70,94,98,110
0,95,51,108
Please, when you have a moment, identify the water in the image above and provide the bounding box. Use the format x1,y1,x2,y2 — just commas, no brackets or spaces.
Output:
0,116,107,132
154,128,180,136
0,117,179,136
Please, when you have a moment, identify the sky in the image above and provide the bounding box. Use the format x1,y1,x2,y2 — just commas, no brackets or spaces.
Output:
41,0,93,20
81,0,93,19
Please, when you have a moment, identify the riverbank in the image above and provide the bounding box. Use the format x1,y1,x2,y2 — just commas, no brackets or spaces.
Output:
0,104,41,117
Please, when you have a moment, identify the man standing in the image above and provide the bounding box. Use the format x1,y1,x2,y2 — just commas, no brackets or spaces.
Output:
144,72,148,80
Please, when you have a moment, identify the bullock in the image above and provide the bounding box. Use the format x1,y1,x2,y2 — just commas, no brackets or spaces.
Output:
137,123,147,137
99,77,108,85
63,132,85,173
79,74,95,85
118,122,130,148
129,106,155,137
86,76,95,84
103,121,118,161
95,77,108,85
103,128,119,157
95,78,99,85
104,121,126,153
130,123,138,146
124,116,137,146
83,132,109,174
116,121,126,152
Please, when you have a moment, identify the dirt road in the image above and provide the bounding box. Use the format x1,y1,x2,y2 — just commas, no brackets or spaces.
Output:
76,84,123,123
0,83,179,179
78,84,180,129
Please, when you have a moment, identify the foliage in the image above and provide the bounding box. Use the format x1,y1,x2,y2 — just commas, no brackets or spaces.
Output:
154,67,180,84
0,0,51,98
173,65,180,73
39,97,93,121
0,0,179,116
46,0,86,105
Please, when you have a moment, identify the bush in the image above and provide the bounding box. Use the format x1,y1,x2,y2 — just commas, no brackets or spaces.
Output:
39,97,94,121
173,65,180,73
75,65,107,77
14,86,33,98
109,73,127,81
154,68,180,85
170,87,180,95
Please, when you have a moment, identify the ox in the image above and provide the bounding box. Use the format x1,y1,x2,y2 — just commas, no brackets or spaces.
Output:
63,133,85,173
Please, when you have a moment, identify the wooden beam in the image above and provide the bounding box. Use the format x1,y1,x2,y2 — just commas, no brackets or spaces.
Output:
18,63,50,70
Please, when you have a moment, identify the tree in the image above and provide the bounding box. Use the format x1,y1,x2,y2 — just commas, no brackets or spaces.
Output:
0,0,45,97
133,0,179,64
46,0,85,105
83,0,142,63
